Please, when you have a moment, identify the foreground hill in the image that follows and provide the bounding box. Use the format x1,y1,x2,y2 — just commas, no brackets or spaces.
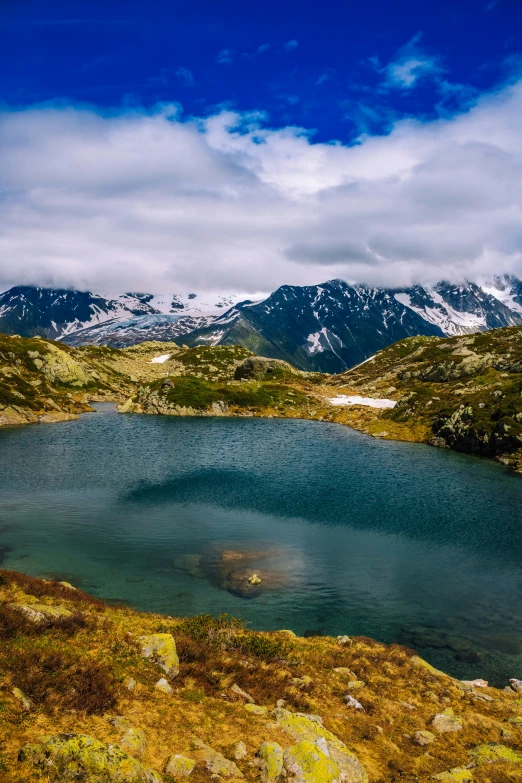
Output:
1,569,522,782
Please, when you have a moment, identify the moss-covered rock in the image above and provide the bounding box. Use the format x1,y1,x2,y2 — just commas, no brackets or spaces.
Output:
139,633,179,678
432,708,463,733
194,739,244,778
431,767,473,782
257,742,284,782
283,740,340,783
120,728,146,758
273,709,368,782
164,754,195,778
18,733,162,782
468,742,522,765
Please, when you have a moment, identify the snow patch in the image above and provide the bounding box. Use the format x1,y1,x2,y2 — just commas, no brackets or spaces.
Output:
150,354,171,364
328,395,396,409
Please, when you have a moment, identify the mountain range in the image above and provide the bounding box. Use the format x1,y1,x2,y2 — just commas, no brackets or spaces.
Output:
1,277,521,373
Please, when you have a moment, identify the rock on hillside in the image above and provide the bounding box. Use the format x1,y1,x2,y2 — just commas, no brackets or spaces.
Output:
2,569,522,782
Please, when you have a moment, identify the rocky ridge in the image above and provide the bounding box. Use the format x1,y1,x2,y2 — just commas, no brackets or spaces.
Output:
2,569,522,782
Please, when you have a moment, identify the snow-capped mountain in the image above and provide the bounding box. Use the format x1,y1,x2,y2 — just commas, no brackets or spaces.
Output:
2,277,522,372
0,286,255,341
177,277,522,372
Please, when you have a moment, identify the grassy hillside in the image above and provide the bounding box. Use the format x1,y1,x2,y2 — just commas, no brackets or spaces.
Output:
1,569,522,783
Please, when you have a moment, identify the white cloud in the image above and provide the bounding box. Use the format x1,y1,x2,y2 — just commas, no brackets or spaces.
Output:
381,34,444,89
1,80,522,294
175,67,195,86
284,40,299,51
216,48,233,65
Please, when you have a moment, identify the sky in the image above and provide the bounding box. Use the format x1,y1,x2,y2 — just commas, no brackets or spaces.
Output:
0,0,522,294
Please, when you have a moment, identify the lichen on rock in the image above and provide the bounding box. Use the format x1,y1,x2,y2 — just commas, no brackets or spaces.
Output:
18,733,162,782
138,633,179,678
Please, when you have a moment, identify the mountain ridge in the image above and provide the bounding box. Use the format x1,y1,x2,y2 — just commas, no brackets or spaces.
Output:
2,277,522,372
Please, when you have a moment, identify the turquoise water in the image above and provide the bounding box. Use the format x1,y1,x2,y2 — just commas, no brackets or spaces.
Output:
1,403,522,685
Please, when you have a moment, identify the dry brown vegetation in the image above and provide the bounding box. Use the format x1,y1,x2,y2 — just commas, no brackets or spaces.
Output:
0,569,521,782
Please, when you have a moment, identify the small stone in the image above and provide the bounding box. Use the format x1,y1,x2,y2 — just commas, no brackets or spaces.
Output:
292,676,312,689
345,695,364,711
120,728,146,758
257,742,284,782
233,741,247,760
347,681,365,690
124,677,137,691
164,754,195,777
244,704,268,715
106,715,132,730
414,730,435,746
509,678,522,694
334,667,358,679
58,581,76,589
12,687,32,711
337,635,352,645
231,683,254,703
156,678,173,695
432,708,463,733
461,679,488,688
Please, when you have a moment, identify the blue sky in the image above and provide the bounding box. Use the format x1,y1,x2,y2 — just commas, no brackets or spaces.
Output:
2,0,520,140
1,0,522,293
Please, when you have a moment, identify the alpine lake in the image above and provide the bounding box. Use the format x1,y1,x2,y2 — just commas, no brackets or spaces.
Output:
1,402,521,686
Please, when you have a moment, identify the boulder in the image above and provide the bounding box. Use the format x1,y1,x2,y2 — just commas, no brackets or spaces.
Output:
139,634,179,678
193,739,243,778
9,603,73,624
284,740,339,783
468,743,522,765
18,734,162,783
164,754,195,777
234,357,297,381
257,742,284,783
273,708,368,782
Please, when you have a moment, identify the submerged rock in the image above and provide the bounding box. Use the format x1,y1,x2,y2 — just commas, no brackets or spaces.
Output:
19,733,162,782
139,633,179,678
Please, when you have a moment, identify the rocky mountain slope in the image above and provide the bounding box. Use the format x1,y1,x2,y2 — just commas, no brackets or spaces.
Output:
0,334,185,426
3,277,522,372
2,568,522,783
322,325,522,470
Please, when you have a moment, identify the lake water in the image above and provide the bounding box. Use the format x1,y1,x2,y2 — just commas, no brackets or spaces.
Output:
1,403,522,685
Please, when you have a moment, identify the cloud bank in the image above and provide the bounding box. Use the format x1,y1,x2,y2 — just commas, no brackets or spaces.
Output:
1,79,522,294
